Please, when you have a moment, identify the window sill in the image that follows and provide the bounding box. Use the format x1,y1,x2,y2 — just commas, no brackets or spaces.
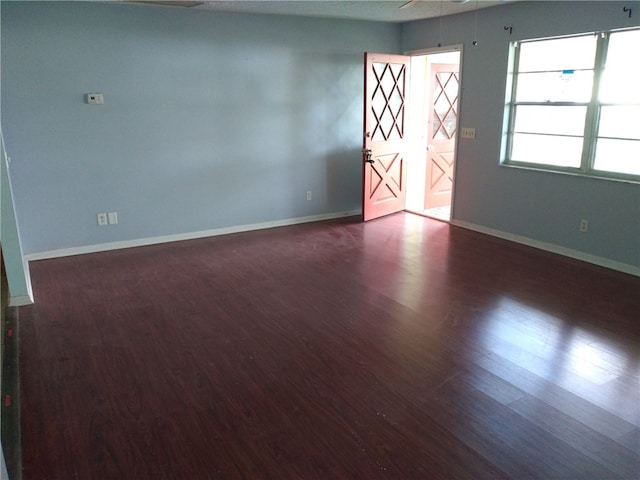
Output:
499,162,640,185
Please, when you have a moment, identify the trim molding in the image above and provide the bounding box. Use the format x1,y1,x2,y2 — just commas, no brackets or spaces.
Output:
452,220,640,277
9,294,33,307
25,210,361,262
7,258,34,306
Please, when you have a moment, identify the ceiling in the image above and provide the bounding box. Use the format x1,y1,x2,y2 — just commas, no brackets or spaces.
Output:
126,1,517,23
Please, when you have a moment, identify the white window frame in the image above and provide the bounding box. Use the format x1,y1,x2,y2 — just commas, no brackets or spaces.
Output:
503,28,640,184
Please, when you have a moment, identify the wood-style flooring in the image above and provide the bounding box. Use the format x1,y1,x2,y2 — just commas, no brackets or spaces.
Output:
18,213,640,479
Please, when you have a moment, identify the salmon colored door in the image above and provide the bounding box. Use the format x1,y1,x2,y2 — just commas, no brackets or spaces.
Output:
425,64,459,209
362,53,411,222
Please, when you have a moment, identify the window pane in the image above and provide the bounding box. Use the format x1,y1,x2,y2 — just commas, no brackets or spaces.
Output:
600,29,640,104
516,71,593,102
605,29,640,71
599,67,640,103
598,106,640,139
514,105,586,136
594,138,640,175
519,36,597,72
511,133,583,167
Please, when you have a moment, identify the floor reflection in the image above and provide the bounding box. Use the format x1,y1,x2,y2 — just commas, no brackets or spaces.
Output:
478,296,639,425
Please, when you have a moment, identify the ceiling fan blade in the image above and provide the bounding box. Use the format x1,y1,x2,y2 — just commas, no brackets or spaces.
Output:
399,0,420,9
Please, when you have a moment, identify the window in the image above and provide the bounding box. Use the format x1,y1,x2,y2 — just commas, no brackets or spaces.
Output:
504,28,640,181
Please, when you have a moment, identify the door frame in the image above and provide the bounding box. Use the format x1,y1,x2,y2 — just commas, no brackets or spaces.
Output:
405,44,464,223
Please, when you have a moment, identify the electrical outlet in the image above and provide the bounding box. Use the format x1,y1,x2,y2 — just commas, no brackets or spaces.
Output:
97,213,108,226
580,219,589,232
108,212,118,225
460,127,476,139
307,191,312,201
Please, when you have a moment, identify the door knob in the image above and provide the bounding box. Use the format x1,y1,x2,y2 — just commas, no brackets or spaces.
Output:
362,148,374,164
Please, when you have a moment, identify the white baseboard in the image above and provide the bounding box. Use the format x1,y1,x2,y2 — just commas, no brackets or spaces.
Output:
25,210,361,262
451,219,640,277
9,294,34,307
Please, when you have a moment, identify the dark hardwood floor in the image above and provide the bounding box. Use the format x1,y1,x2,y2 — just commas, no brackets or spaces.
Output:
18,213,640,479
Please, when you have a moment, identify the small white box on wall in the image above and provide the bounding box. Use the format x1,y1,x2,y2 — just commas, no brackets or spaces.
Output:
85,93,104,105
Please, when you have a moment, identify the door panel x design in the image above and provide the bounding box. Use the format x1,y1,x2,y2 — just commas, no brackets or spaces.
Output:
368,153,403,202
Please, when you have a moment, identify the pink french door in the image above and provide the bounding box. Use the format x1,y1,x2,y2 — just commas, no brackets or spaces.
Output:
362,53,411,222
425,63,458,210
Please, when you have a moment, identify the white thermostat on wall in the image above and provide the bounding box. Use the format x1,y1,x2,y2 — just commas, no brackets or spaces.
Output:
85,93,104,105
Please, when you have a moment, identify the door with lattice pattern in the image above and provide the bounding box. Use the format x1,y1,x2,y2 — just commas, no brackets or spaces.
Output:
425,64,458,209
362,53,410,222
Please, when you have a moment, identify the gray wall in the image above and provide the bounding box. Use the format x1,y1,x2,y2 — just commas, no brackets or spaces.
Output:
403,0,640,270
1,1,399,255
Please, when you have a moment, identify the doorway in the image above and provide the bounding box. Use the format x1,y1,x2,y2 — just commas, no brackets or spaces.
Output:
406,50,461,222
361,49,461,223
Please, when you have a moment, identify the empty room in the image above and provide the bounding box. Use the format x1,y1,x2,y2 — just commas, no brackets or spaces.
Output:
1,1,639,479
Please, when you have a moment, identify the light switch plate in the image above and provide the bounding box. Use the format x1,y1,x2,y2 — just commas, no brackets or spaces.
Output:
461,127,476,139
